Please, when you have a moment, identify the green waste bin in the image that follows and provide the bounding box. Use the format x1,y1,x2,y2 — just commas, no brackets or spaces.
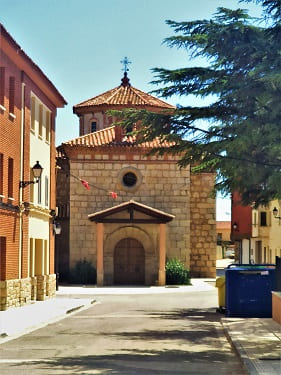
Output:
215,276,225,312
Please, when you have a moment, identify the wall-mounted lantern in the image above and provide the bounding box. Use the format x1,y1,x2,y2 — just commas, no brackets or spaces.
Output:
19,161,43,188
53,221,62,235
232,222,239,231
273,207,281,221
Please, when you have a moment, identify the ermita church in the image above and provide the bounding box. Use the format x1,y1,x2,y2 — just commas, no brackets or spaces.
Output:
56,70,216,286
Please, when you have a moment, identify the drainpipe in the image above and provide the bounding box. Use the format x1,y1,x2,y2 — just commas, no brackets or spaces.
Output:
19,71,25,279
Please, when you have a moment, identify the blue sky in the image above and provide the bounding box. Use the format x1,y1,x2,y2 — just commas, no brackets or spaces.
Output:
1,0,262,220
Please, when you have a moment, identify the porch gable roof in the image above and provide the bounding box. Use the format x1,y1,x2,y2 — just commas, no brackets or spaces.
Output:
88,200,175,224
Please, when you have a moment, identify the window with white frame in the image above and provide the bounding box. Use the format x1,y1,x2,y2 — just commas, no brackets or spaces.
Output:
37,176,42,205
30,95,51,141
8,157,14,200
45,176,49,207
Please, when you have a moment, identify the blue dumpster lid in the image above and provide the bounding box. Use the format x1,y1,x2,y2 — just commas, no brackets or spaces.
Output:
226,264,275,271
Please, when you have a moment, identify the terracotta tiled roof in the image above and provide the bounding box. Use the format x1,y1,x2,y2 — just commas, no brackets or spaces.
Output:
73,74,175,111
62,126,173,149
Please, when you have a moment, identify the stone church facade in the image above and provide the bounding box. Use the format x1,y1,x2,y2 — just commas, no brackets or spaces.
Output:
56,73,216,285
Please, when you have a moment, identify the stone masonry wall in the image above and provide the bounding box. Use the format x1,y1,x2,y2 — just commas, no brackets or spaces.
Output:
0,275,56,310
0,278,31,310
190,172,216,277
67,149,191,278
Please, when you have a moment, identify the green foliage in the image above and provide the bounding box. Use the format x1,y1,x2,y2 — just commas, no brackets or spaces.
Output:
166,258,191,285
68,259,97,285
111,0,281,207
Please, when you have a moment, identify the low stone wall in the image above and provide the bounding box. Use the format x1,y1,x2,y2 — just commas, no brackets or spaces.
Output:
0,274,56,310
0,278,31,310
46,274,56,298
36,275,47,301
31,276,37,301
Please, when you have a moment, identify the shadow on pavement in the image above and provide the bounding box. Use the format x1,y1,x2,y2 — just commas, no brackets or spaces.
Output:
5,349,244,375
2,309,245,375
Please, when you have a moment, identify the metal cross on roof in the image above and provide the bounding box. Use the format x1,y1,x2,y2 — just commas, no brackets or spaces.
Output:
120,56,131,72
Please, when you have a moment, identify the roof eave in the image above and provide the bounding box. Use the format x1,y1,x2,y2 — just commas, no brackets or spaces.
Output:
0,23,67,108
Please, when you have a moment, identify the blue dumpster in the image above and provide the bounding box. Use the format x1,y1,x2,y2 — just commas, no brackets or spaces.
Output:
225,264,276,317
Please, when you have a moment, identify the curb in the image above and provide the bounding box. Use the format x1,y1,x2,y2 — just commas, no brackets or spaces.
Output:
222,320,258,375
65,299,96,314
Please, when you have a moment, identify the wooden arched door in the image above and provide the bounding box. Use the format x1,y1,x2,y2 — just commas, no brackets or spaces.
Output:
114,238,145,285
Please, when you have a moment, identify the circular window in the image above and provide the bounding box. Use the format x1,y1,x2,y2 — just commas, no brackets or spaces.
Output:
117,167,143,192
123,172,137,187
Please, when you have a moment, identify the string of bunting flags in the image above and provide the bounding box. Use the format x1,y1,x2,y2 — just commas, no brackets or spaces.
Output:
58,165,118,199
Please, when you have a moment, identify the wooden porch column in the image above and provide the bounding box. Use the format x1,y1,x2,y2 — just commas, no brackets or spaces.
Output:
96,222,104,286
158,223,166,286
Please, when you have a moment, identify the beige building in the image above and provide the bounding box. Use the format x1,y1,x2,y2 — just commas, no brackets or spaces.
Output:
251,201,281,264
56,73,216,285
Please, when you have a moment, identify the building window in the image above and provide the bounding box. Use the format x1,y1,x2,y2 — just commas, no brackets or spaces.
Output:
126,124,133,133
0,67,5,109
38,104,43,138
0,153,3,199
8,157,14,199
117,167,143,192
57,203,69,218
31,96,35,132
45,111,50,143
91,121,97,133
45,176,49,207
260,212,267,226
123,172,137,187
9,76,15,115
38,176,42,205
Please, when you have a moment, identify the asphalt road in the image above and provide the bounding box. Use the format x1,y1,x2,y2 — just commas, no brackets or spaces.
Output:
0,289,245,374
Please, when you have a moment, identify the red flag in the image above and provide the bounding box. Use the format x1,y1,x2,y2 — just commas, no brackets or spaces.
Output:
110,191,117,199
80,179,90,190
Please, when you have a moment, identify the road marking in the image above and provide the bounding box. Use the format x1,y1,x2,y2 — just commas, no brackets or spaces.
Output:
0,359,52,363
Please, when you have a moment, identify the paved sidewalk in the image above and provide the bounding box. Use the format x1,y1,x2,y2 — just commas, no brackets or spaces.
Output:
222,317,281,375
0,296,95,343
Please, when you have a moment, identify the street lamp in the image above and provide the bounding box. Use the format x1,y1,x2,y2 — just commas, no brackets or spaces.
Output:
273,207,281,221
232,222,239,231
19,161,43,188
53,221,62,235
50,210,62,290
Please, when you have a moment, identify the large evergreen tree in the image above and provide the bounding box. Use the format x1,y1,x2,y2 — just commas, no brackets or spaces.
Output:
113,0,281,207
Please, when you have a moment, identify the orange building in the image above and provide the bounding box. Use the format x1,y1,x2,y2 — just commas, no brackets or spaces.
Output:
231,192,281,264
0,24,66,310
